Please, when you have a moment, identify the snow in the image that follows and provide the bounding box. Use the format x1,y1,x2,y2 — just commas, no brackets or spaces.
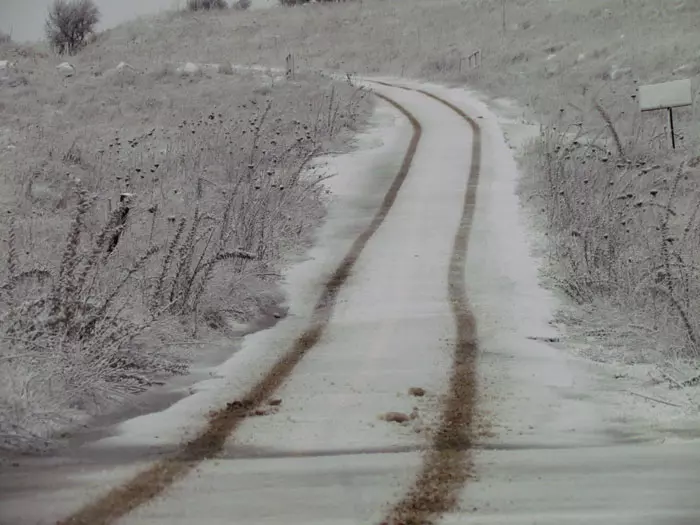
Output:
56,62,75,77
2,74,699,524
442,441,700,524
176,62,201,76
116,61,136,71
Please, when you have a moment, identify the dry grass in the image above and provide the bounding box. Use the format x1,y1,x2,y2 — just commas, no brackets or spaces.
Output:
0,20,370,451
72,1,699,113
522,108,700,363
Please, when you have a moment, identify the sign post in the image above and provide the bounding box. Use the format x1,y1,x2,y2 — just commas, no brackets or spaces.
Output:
668,107,676,149
638,78,693,149
285,53,295,80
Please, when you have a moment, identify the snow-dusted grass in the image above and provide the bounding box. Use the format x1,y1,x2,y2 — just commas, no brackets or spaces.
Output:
521,113,700,363
0,26,370,452
83,1,699,115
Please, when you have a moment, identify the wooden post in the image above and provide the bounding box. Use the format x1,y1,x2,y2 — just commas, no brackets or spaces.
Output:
285,53,294,80
668,107,676,149
107,193,132,255
639,79,691,151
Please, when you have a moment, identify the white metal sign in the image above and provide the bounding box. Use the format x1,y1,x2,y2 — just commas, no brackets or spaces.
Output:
639,78,692,112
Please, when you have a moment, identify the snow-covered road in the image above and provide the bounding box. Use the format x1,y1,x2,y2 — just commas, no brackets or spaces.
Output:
105,81,476,525
422,85,700,525
2,81,699,525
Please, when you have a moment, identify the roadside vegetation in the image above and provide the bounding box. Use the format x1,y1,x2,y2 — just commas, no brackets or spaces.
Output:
0,3,369,452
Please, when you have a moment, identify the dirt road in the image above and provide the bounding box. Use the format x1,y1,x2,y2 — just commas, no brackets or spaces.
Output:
2,81,699,525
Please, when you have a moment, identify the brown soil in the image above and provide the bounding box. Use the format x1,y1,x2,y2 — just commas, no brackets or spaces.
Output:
408,387,426,397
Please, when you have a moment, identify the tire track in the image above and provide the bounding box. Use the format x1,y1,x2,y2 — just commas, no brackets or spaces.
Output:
56,92,421,525
371,82,482,525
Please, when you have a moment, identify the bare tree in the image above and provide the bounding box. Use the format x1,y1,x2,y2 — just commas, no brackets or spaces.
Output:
45,0,100,56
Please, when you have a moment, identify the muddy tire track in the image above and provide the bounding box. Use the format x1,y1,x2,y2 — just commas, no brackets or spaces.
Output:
372,83,482,525
56,92,421,525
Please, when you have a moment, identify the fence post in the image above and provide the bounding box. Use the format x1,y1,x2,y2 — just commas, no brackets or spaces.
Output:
285,53,295,80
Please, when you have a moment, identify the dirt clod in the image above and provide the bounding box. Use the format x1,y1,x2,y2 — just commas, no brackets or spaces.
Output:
408,387,426,397
268,398,283,406
380,411,411,423
226,400,252,411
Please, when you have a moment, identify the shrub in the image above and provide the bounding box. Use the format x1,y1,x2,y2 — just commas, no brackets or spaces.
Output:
218,61,234,74
524,98,700,361
0,74,371,451
186,0,228,10
233,0,251,9
0,30,11,44
45,0,100,55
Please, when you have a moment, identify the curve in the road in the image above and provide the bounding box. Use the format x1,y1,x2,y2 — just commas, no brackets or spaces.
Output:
56,92,422,525
371,82,482,525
